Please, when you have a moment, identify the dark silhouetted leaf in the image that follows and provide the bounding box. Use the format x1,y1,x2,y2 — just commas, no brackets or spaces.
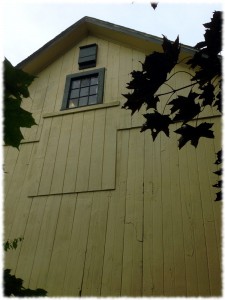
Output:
213,90,222,113
3,237,24,252
213,180,222,188
169,91,200,123
141,111,172,140
151,3,158,10
4,58,37,148
214,150,222,164
187,11,222,87
146,95,160,110
174,122,214,149
122,92,144,115
4,58,36,102
199,82,215,107
215,191,222,201
214,168,222,176
4,269,47,296
4,97,37,148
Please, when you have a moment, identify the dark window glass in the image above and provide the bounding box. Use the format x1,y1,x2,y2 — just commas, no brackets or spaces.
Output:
79,97,88,106
80,87,89,97
90,77,98,85
88,95,98,105
90,85,98,95
71,80,80,89
81,78,90,87
70,89,79,99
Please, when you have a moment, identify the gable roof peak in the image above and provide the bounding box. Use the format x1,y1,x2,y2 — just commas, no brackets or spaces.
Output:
17,16,194,74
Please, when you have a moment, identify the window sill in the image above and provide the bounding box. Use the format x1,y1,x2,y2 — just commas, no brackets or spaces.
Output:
43,101,120,118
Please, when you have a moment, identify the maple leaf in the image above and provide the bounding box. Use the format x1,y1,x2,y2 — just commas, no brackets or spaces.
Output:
146,96,160,110
126,70,148,90
201,11,222,56
174,122,214,149
169,91,200,123
122,92,144,115
215,191,222,201
4,58,36,102
214,168,222,176
199,83,215,107
150,3,158,10
213,89,222,113
4,97,37,148
214,150,222,165
187,11,222,87
4,58,37,148
213,180,222,188
140,111,172,140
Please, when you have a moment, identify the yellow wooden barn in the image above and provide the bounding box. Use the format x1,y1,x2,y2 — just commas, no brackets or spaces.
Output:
4,17,221,296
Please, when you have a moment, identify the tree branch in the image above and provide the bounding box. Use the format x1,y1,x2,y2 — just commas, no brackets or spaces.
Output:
166,70,194,82
156,82,197,97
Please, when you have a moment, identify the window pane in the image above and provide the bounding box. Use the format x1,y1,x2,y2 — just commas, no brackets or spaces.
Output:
79,97,88,107
71,80,80,89
70,89,79,98
81,78,90,87
90,76,98,85
68,99,78,108
88,95,98,105
89,85,98,95
80,87,89,97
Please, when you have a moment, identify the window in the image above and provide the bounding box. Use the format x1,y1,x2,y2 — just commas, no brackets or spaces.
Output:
78,44,98,70
61,68,105,110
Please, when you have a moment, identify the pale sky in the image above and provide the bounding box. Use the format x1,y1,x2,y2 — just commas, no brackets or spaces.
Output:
2,0,223,66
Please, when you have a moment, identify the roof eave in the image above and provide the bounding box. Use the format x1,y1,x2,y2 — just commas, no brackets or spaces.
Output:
16,16,196,75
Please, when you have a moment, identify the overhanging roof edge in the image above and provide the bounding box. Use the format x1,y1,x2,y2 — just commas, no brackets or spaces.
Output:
16,16,195,71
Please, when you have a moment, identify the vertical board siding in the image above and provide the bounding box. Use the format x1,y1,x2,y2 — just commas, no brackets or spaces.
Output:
29,195,62,290
161,131,175,296
50,114,73,194
195,135,221,295
45,194,77,296
62,113,83,193
4,35,221,297
20,79,38,141
4,143,34,239
38,117,63,195
209,117,222,260
167,126,187,296
62,193,93,296
82,192,110,296
27,118,52,195
4,146,19,197
14,197,48,287
104,42,119,103
75,111,95,192
178,143,199,296
101,107,118,190
26,68,50,141
101,130,129,296
121,129,144,296
88,109,106,190
142,131,154,296
186,140,210,295
151,133,164,296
